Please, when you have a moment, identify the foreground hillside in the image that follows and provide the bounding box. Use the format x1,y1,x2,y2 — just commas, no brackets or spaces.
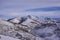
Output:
0,15,60,40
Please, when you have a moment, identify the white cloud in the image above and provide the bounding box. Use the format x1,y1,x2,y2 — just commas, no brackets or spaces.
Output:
0,0,60,18
25,11,60,18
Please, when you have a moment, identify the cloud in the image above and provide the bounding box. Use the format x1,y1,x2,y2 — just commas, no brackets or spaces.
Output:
26,7,60,12
0,0,60,18
25,11,60,18
0,0,60,10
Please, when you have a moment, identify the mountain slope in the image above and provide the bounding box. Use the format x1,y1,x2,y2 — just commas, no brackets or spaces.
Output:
0,15,60,40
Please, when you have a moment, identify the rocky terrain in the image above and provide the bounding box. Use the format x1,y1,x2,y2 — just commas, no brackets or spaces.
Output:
0,15,60,40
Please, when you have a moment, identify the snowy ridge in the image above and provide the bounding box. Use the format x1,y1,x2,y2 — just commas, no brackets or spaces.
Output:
0,15,60,40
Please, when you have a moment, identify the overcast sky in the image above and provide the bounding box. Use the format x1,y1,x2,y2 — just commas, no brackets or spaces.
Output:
0,0,60,18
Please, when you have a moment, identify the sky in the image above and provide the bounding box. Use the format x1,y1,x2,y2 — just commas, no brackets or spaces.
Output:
0,0,60,19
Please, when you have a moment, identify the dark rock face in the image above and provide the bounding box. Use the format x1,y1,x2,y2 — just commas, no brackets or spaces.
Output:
15,33,22,39
54,28,60,38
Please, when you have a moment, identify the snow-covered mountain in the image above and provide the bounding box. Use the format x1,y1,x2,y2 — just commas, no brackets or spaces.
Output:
0,15,60,40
